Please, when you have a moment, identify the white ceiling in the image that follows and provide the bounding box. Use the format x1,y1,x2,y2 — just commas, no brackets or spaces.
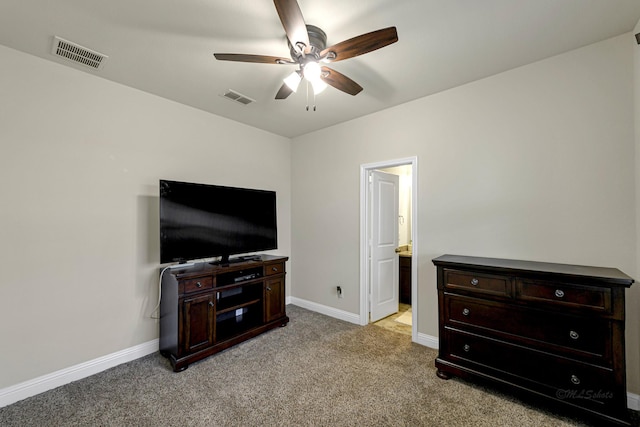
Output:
1,0,639,138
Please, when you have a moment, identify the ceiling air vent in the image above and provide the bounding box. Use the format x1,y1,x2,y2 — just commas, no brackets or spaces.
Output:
51,36,108,70
221,90,255,105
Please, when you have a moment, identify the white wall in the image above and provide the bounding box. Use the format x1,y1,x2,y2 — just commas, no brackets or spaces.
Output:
0,45,291,389
291,34,638,392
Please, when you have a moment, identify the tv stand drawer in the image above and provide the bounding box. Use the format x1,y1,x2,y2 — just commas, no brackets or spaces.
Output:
182,276,213,293
265,262,285,276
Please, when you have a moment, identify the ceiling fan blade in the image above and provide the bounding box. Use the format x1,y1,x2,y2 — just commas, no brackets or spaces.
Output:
213,53,292,64
320,27,398,62
275,83,294,100
273,0,310,53
321,66,363,96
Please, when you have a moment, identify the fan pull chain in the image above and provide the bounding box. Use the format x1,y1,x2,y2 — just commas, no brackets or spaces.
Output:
304,81,317,112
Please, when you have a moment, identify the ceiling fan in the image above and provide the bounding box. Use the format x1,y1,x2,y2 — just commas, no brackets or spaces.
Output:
213,0,398,101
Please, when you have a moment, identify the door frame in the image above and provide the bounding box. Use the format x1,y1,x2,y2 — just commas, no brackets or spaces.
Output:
359,156,418,342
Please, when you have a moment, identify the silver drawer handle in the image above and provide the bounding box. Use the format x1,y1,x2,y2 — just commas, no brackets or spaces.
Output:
196,282,202,288
462,308,470,316
569,330,579,340
554,289,565,298
463,344,471,352
570,375,580,385
470,278,479,286
272,267,278,272
208,301,214,308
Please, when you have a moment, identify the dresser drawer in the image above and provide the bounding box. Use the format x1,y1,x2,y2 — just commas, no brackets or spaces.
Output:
265,262,285,276
516,279,611,313
446,296,611,363
182,276,213,293
444,270,510,297
443,329,618,408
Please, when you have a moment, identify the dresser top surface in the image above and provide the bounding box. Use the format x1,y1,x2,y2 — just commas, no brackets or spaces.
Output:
433,254,634,286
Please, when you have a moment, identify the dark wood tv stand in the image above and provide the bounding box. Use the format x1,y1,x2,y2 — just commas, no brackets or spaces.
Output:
159,254,288,372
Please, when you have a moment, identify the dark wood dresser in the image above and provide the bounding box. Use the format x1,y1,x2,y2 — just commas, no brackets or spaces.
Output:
433,254,634,426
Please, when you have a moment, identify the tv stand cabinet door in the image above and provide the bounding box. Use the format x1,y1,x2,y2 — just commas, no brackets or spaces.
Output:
181,293,215,354
264,277,285,323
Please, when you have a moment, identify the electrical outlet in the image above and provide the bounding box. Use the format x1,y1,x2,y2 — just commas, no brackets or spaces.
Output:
337,285,343,298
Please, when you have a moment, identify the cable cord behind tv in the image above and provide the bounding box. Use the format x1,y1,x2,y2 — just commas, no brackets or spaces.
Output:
151,262,196,319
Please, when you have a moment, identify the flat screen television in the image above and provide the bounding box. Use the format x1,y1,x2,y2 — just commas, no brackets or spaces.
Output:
159,180,277,264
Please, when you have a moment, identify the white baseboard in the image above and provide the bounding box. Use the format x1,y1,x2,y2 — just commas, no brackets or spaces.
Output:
416,332,439,349
288,297,361,325
628,391,640,411
0,339,159,408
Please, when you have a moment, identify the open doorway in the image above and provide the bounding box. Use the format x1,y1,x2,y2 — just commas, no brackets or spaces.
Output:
375,165,413,335
359,157,418,342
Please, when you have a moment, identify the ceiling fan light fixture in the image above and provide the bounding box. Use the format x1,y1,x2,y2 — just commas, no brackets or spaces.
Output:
284,70,302,92
214,1,398,101
311,79,327,94
301,62,327,94
303,61,322,83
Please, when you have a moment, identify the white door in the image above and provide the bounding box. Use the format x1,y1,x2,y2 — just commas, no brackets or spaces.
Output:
369,170,399,322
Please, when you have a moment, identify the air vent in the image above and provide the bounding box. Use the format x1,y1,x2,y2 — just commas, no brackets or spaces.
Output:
51,36,108,70
221,90,256,105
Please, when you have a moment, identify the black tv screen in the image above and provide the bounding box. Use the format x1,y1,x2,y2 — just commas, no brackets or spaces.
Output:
159,180,277,264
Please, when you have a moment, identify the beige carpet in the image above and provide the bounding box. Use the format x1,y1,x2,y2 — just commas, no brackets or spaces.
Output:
0,305,635,426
